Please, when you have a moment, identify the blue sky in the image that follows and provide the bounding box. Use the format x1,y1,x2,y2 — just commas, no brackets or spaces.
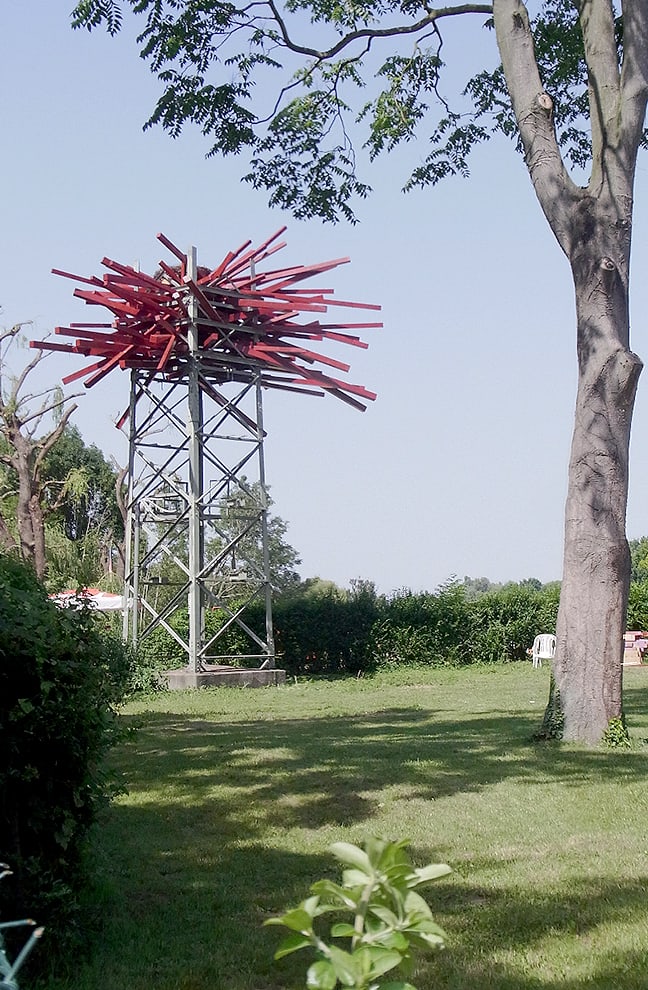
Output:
2,2,648,593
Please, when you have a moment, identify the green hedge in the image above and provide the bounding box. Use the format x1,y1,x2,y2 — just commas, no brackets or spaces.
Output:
0,554,132,954
132,580,566,678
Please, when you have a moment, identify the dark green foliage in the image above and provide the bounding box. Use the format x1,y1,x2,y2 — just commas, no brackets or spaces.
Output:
626,581,648,630
368,580,468,668
123,572,643,682
366,581,561,669
272,588,380,675
129,580,566,678
42,426,122,546
629,537,648,584
133,602,268,676
0,554,132,953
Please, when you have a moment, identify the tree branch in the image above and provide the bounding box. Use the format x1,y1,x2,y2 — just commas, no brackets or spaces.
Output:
0,510,17,552
21,392,82,437
493,0,578,255
32,405,79,478
266,0,492,59
619,0,648,174
578,0,621,183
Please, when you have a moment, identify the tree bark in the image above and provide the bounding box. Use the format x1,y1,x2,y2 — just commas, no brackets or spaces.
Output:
553,193,642,743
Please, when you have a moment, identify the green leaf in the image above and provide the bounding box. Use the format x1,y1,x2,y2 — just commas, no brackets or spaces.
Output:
410,863,452,885
264,907,313,933
341,868,372,888
303,895,322,916
408,929,446,949
330,922,357,938
274,932,313,959
375,840,411,870
328,945,358,985
370,931,409,952
383,862,413,887
368,905,399,926
306,959,337,990
403,890,434,919
362,946,403,978
330,841,373,874
312,878,359,908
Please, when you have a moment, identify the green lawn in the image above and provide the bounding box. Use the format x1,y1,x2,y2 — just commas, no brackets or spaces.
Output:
37,665,648,990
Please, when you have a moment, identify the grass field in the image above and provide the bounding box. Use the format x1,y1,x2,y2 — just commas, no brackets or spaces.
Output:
37,664,648,990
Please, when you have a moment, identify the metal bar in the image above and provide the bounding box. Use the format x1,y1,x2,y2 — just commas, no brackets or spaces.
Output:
257,374,275,666
186,246,204,673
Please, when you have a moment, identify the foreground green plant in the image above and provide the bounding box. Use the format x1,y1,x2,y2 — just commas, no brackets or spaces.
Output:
265,838,450,990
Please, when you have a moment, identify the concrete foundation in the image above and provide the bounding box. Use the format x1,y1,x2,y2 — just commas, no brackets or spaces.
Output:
164,665,286,690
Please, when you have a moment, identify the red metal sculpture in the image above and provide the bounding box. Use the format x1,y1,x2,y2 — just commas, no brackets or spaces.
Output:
31,231,380,677
33,229,380,411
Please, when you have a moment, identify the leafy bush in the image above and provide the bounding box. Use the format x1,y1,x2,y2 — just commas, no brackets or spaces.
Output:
626,581,648,631
602,716,631,749
467,584,560,663
272,590,380,676
368,582,469,669
133,602,268,680
0,554,132,953
266,838,450,990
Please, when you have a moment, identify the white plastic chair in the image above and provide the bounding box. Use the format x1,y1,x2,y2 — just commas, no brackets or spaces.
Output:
532,634,556,668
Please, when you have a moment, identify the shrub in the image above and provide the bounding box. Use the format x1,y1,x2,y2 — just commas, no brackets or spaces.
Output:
467,584,560,663
131,579,563,679
133,602,268,679
0,554,131,955
369,582,469,669
272,590,379,675
626,581,648,631
266,837,450,990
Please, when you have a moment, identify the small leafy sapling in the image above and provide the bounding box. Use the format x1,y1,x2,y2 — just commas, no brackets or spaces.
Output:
265,838,450,990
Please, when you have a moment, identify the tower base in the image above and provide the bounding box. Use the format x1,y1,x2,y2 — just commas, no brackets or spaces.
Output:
164,665,286,690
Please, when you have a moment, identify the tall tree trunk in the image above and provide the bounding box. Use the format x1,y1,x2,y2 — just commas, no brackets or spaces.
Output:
494,0,648,743
553,195,642,743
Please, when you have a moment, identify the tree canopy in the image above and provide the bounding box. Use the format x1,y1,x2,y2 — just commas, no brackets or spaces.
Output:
71,1,619,221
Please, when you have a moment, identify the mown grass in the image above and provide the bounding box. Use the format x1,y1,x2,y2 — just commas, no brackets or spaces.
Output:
36,664,648,990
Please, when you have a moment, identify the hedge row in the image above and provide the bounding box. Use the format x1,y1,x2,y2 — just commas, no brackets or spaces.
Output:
138,577,648,679
138,580,568,677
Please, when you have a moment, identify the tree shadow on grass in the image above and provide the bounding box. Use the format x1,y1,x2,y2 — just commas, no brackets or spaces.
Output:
66,838,331,990
78,794,648,990
424,872,648,990
53,685,648,990
116,704,648,830
621,669,648,722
